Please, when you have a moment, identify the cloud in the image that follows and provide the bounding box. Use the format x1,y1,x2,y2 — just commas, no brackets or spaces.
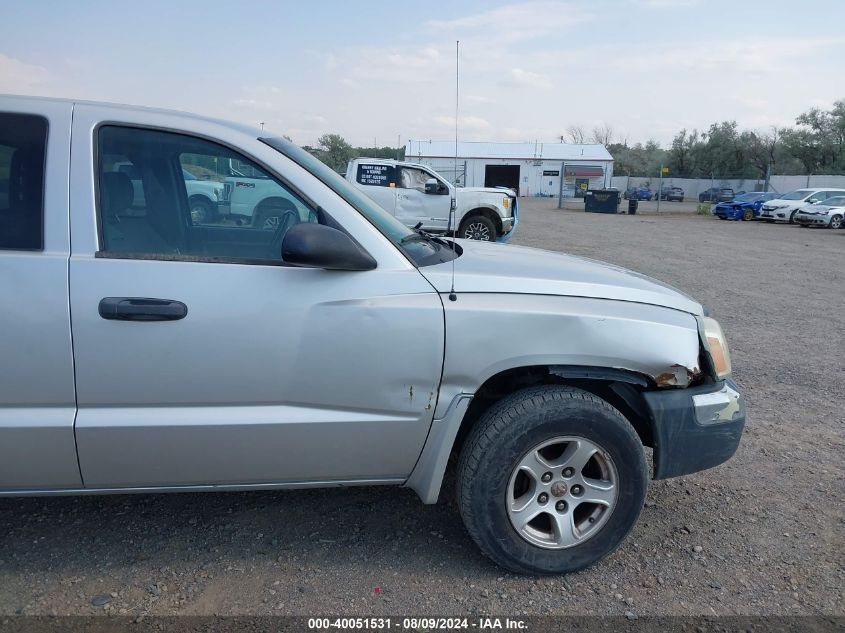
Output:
0,54,50,92
612,36,845,74
507,68,552,90
232,98,274,110
634,0,700,7
465,94,496,105
427,1,594,42
432,115,491,130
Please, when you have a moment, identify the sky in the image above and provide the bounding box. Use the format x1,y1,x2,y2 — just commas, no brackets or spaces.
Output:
1,0,844,148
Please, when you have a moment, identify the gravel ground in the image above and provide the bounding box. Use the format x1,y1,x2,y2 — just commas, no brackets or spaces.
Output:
1,199,843,618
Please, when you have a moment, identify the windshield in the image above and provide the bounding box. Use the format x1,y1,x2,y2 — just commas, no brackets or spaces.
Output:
733,193,760,202
781,190,811,200
260,137,457,267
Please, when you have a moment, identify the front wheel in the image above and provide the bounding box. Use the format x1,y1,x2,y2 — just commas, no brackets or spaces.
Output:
830,214,843,229
789,209,798,224
189,196,215,224
459,215,496,241
457,385,647,575
742,208,754,221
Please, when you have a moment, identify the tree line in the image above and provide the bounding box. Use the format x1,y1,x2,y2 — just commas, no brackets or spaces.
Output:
298,99,844,179
567,99,845,179
302,134,404,174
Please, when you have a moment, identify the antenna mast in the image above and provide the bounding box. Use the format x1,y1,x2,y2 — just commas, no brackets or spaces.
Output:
448,40,459,302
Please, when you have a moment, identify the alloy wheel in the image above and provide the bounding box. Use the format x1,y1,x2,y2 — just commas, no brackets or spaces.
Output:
507,436,618,549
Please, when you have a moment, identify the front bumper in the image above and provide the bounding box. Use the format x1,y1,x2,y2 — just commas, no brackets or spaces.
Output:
643,379,745,479
497,198,519,243
795,214,830,226
760,207,790,220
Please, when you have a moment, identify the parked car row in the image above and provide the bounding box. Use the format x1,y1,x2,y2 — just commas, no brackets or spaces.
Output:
711,192,778,221
699,187,735,203
622,186,687,202
711,188,845,229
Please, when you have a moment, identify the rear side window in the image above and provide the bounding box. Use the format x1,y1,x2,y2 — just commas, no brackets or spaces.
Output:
356,163,397,187
0,113,47,250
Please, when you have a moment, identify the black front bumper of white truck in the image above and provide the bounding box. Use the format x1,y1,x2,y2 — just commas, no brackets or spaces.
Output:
643,379,745,479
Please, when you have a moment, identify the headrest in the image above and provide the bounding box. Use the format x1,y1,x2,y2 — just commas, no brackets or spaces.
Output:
100,171,134,217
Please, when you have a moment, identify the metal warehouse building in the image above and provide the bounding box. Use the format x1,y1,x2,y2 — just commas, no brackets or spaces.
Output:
405,140,614,198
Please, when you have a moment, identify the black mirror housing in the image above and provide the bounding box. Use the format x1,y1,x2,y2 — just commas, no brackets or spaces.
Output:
425,178,449,195
282,223,377,271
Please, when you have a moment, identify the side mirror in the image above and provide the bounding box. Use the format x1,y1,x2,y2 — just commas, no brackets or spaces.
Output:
425,178,448,195
282,223,376,271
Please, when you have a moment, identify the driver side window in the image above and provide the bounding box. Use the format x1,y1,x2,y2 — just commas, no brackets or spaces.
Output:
400,167,434,193
97,126,317,262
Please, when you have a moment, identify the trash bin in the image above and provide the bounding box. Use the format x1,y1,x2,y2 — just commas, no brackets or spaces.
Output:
584,189,620,213
628,198,638,215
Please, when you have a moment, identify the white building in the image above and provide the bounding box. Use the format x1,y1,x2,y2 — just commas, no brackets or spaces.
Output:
405,140,614,198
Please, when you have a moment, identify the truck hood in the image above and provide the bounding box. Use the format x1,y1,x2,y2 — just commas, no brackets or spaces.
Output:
420,240,702,315
457,186,515,197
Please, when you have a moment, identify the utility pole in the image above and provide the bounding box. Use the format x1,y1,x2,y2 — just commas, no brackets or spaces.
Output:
657,164,663,213
764,163,771,192
259,122,265,131
558,161,566,209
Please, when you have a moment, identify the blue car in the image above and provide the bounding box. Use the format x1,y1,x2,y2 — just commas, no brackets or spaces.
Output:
712,192,778,220
623,186,653,201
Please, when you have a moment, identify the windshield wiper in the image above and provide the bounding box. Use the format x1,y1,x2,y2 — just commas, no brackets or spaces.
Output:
401,222,438,244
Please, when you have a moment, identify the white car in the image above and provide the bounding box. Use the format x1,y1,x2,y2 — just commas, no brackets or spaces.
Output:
758,188,845,224
794,195,845,229
346,158,517,242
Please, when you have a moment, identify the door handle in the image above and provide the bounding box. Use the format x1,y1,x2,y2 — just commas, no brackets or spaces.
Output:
98,297,188,322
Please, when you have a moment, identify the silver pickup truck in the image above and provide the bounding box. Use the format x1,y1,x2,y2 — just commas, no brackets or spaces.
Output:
0,95,745,575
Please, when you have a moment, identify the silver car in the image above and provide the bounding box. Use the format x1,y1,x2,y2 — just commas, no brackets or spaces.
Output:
0,95,744,574
794,195,845,229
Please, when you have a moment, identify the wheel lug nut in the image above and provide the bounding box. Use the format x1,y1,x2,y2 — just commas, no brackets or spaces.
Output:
562,467,574,478
571,485,582,496
538,493,549,504
555,500,567,512
541,472,552,483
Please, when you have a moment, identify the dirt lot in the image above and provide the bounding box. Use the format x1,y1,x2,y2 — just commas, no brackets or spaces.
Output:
1,199,843,618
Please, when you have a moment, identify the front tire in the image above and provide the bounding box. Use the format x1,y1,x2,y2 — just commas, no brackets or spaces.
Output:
189,196,215,224
742,208,754,221
457,385,647,575
459,215,496,241
830,214,843,229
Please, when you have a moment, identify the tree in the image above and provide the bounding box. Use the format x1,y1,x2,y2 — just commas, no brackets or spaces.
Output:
312,133,354,173
740,128,779,178
607,140,667,177
590,123,614,146
667,129,698,177
565,125,586,144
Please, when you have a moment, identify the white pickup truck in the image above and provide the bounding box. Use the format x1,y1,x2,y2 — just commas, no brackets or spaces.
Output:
346,158,517,242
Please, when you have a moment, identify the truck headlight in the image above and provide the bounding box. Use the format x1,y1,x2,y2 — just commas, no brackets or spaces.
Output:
699,316,732,379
